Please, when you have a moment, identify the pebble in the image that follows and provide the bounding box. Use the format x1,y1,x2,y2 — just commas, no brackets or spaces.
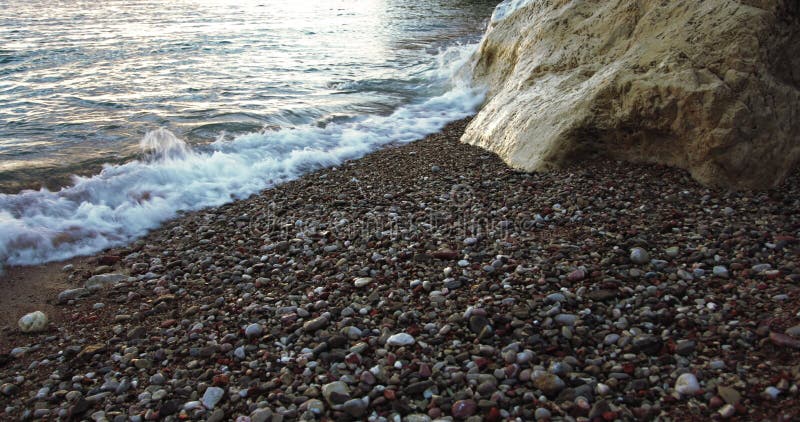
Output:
554,313,578,326
386,333,415,346
84,273,128,290
717,385,740,405
342,398,368,417
58,288,89,303
718,404,735,418
665,246,680,257
451,399,477,418
712,265,729,278
532,372,566,397
149,373,165,385
764,386,781,400
18,311,48,333
303,315,330,332
244,323,263,338
630,247,650,264
321,381,350,405
534,407,552,420
353,277,372,287
201,386,225,409
675,373,700,396
1,121,797,421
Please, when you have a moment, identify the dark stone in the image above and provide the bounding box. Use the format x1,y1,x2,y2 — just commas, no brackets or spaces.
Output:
68,399,90,418
469,315,490,334
328,335,348,349
405,381,433,395
160,400,181,416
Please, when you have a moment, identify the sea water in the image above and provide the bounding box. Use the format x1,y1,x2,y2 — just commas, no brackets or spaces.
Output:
0,0,497,265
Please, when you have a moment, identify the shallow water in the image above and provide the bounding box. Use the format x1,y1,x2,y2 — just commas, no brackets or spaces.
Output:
0,0,496,188
0,0,497,265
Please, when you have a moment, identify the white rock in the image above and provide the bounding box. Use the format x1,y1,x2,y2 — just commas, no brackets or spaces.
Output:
386,333,415,346
18,311,48,333
462,0,800,190
183,400,202,411
718,404,735,418
675,373,700,395
764,386,781,400
201,386,225,409
353,277,372,288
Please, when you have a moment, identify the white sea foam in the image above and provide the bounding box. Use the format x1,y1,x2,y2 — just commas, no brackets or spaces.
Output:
0,43,485,266
490,0,535,23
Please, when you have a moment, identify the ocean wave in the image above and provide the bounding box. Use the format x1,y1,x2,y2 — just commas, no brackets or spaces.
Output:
0,43,484,266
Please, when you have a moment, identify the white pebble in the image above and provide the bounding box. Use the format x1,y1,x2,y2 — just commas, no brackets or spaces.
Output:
764,386,781,400
18,311,48,333
674,373,700,395
386,333,415,346
353,277,372,288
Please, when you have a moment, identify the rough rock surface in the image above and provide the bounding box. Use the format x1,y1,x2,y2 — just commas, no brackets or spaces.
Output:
463,0,800,189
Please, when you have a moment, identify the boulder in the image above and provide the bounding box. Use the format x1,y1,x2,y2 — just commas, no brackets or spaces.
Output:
463,0,800,189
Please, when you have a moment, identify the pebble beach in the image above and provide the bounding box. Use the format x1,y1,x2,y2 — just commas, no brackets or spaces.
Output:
1,118,799,421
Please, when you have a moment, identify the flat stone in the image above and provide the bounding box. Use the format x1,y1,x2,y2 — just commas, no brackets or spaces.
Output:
586,289,618,301
567,269,586,281
85,273,128,290
77,344,106,361
405,381,434,395
769,332,800,349
353,277,373,287
342,398,367,417
432,249,459,260
321,381,350,406
386,333,415,346
451,399,477,418
554,313,578,326
201,386,225,409
58,288,90,303
127,326,146,339
303,315,330,332
717,385,741,405
532,372,566,397
245,323,263,338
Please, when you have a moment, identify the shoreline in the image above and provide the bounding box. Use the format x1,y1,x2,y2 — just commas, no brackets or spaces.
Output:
1,117,799,420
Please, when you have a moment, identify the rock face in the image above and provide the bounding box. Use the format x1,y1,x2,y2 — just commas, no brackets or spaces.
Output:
463,0,800,189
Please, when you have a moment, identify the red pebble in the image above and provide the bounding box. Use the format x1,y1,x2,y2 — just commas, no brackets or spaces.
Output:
485,407,501,422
